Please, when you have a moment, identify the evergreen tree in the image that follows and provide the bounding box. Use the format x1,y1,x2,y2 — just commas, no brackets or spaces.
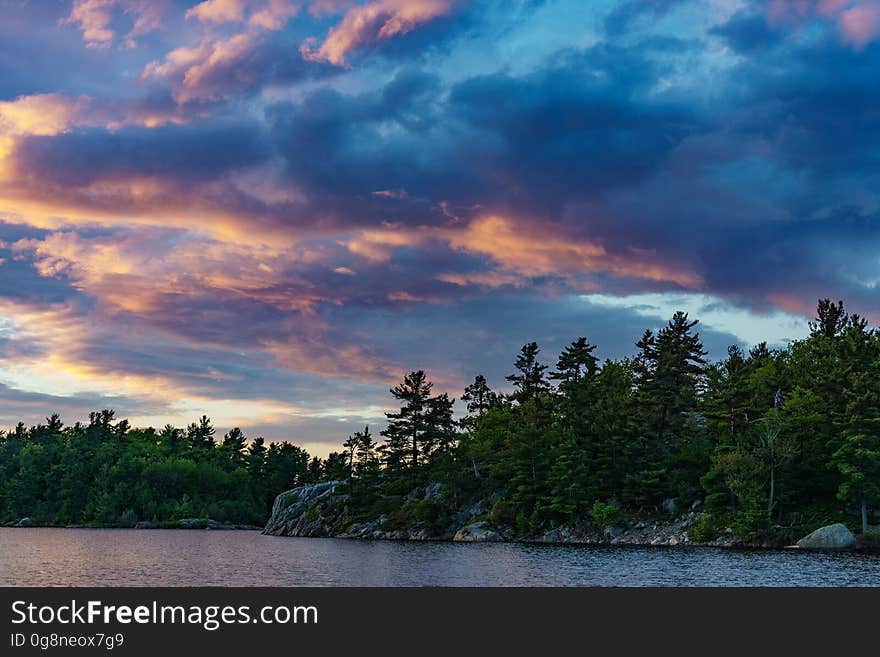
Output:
381,370,434,469
354,427,380,478
461,375,498,416
506,342,549,404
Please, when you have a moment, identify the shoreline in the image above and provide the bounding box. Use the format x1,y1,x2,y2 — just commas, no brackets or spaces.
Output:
2,520,262,531
4,525,878,552
261,481,880,553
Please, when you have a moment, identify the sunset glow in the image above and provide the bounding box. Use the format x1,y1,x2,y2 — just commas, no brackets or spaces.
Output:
1,0,877,454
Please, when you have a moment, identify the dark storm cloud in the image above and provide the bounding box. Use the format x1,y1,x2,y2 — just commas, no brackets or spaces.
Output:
267,38,704,230
14,122,272,186
710,9,785,53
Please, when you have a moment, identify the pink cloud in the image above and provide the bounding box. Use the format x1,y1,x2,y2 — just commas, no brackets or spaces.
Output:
185,0,299,29
301,0,455,66
767,0,880,48
839,1,880,47
249,0,301,29
62,0,167,48
142,33,261,103
186,0,249,24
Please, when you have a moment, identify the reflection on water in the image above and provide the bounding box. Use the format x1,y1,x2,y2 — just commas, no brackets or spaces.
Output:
1,528,878,586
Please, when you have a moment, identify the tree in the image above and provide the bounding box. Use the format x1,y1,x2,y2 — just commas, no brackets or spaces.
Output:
342,429,363,493
246,437,267,477
809,298,847,339
832,433,880,534
381,370,434,469
506,342,549,404
753,408,796,517
631,313,706,506
550,337,598,389
354,427,380,478
221,427,247,470
187,415,215,451
461,375,498,416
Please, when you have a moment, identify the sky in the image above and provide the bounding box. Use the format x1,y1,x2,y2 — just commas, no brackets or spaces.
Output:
0,0,878,455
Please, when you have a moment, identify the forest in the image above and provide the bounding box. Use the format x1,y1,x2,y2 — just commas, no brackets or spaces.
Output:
319,298,880,542
0,412,323,526
1,299,878,541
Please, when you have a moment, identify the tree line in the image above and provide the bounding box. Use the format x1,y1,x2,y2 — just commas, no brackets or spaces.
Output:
323,299,880,540
0,411,325,526
2,299,878,538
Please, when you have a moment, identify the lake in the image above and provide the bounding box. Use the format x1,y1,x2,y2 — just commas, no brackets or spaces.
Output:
1,528,878,586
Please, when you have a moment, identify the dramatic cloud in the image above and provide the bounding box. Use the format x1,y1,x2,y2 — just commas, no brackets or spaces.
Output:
62,0,168,48
187,0,251,25
1,0,879,452
301,0,456,65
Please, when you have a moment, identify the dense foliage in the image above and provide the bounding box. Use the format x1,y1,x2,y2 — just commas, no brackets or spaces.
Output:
3,299,878,539
324,299,880,540
0,412,322,526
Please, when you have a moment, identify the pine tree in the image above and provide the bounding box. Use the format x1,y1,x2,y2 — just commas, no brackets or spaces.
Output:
342,432,360,493
461,375,498,416
354,427,380,478
506,342,549,404
381,370,434,469
187,415,215,451
809,298,847,338
221,427,247,470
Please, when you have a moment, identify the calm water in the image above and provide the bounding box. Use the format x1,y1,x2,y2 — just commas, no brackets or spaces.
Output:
1,528,878,586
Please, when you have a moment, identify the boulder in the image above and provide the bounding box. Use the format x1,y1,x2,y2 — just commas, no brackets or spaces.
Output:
424,482,443,500
453,521,504,542
177,518,222,529
604,524,625,539
263,481,346,537
135,521,157,529
796,523,856,550
662,498,679,515
16,517,33,527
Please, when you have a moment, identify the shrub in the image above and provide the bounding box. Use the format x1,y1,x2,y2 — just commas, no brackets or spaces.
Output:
528,502,543,535
591,500,623,529
488,499,517,527
690,513,718,543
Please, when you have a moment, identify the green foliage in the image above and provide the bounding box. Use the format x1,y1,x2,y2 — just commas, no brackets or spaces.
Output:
590,500,623,530
7,299,880,543
0,413,320,526
690,513,720,543
528,502,543,535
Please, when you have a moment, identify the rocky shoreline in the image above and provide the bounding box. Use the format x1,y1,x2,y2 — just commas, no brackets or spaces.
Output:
262,481,875,550
2,517,262,530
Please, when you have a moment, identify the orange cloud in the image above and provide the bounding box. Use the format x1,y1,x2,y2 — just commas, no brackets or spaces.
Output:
10,230,321,316
0,94,84,138
0,94,90,180
343,215,702,289
0,298,189,405
301,0,454,66
8,228,412,390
